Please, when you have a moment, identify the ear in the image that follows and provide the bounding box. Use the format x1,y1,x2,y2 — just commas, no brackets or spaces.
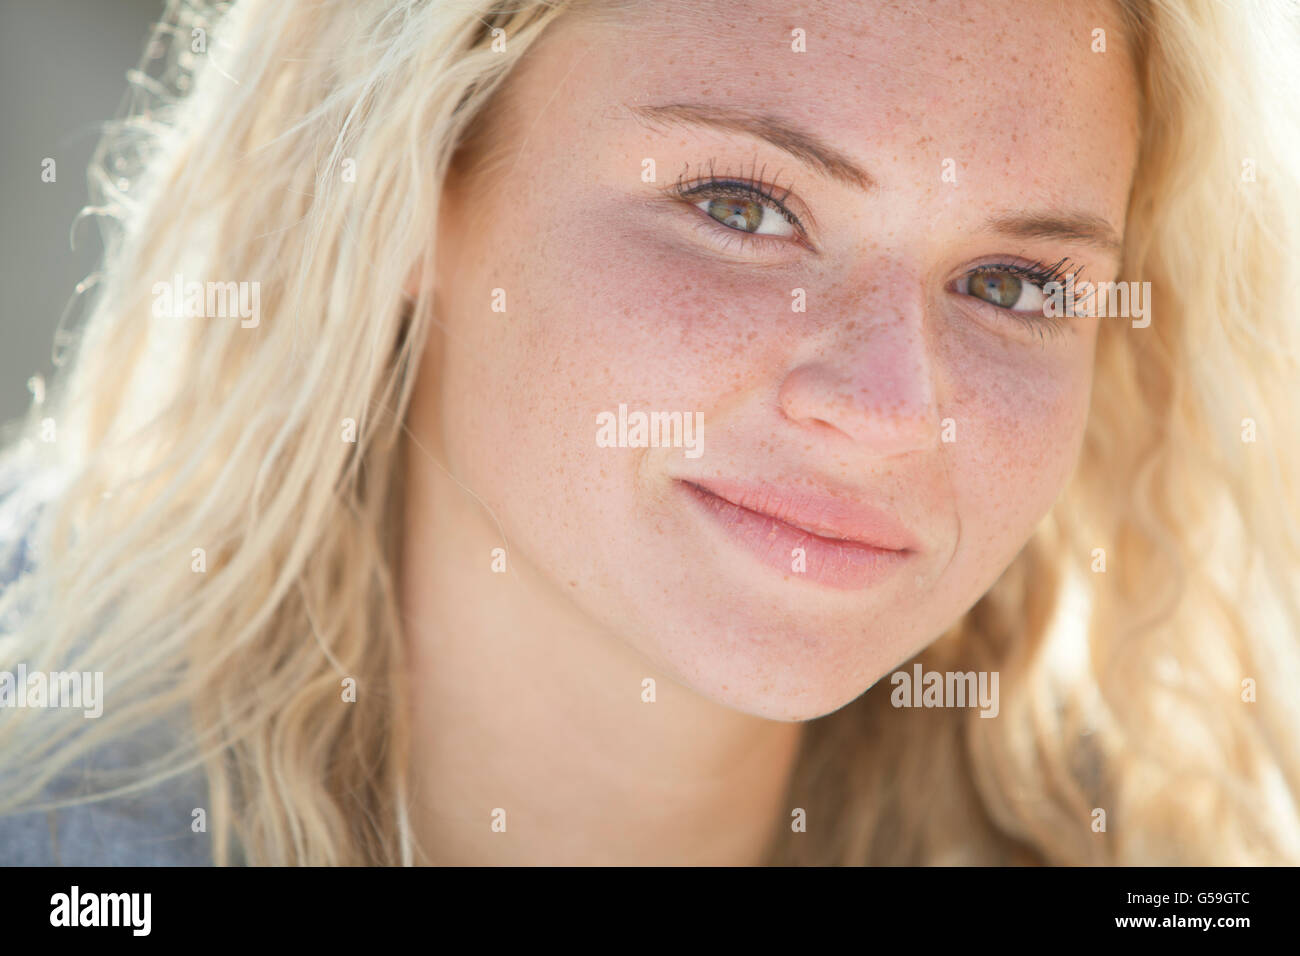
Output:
403,263,423,303
405,165,464,305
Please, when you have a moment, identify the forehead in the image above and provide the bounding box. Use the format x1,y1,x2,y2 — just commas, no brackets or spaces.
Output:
512,0,1140,218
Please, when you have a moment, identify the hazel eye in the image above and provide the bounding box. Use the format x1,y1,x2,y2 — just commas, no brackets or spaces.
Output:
963,270,1046,313
696,197,796,238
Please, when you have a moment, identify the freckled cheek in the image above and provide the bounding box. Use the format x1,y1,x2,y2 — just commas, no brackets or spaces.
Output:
947,353,1092,532
442,227,771,508
512,230,777,406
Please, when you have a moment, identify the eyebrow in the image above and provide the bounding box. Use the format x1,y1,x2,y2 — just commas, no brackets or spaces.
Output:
628,102,876,191
627,101,1124,255
982,212,1124,255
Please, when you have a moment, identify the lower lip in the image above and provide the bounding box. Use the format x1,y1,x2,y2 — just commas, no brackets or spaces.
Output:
678,481,913,591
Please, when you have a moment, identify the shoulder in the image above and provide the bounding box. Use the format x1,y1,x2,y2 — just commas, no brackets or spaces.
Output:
0,770,215,866
0,709,217,866
0,453,65,628
0,458,44,601
0,461,218,867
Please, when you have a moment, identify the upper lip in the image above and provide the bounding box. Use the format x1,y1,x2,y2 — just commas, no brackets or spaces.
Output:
681,477,919,551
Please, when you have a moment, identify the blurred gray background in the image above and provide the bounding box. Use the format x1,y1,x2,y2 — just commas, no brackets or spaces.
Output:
0,0,164,424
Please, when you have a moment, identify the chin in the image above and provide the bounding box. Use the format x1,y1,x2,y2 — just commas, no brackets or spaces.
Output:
691,671,868,722
643,611,902,722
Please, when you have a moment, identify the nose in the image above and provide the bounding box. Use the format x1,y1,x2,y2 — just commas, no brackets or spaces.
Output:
777,308,938,455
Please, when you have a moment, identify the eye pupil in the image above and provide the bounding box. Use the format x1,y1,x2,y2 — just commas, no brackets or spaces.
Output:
970,272,1022,308
706,198,763,232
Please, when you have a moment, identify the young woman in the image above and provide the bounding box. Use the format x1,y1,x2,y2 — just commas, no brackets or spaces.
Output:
1,0,1298,866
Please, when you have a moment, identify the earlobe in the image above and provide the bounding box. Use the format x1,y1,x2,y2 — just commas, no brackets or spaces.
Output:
404,233,445,308
414,175,464,306
403,266,423,303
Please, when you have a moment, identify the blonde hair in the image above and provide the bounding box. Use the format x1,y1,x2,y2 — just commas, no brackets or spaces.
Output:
1,0,1298,865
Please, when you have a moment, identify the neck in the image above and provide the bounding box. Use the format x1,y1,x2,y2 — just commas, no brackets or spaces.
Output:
398,435,805,865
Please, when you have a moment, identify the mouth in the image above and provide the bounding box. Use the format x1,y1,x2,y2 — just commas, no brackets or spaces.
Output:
677,478,916,591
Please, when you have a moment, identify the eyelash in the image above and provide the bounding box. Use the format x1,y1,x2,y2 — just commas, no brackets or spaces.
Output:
668,160,808,250
667,163,1082,343
962,258,1081,343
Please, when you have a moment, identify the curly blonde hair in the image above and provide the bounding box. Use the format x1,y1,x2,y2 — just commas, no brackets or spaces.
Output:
1,0,1297,865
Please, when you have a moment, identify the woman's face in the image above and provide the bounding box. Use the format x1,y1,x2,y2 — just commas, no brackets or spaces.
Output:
422,0,1139,720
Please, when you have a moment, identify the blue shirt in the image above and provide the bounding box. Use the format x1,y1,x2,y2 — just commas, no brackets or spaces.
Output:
0,469,216,866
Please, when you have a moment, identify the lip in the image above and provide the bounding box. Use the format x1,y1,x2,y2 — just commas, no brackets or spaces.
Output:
678,478,917,590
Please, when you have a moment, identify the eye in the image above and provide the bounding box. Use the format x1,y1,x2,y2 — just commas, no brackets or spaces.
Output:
951,259,1080,343
694,195,796,238
670,174,808,249
967,270,1045,312
954,258,1082,315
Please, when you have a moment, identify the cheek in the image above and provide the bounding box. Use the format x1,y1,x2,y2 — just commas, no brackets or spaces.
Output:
433,209,755,563
444,215,776,462
941,329,1095,567
532,218,791,394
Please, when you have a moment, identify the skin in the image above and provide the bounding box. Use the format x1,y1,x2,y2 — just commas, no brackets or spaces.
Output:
400,0,1139,864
